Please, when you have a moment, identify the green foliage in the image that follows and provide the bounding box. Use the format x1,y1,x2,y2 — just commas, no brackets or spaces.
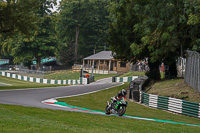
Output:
108,0,200,80
0,0,58,69
187,13,200,25
108,0,139,61
56,42,75,67
57,0,110,64
1,0,200,75
0,0,46,36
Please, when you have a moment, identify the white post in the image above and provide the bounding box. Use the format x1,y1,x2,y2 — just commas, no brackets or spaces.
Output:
98,60,100,74
103,60,105,74
83,59,85,67
108,60,111,74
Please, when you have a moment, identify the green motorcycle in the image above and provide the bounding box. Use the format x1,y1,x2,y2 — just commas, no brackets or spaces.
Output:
105,97,128,116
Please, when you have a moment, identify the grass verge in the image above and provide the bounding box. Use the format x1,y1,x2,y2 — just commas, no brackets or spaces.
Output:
0,103,199,133
146,78,200,103
44,70,80,80
57,83,200,127
0,75,65,90
44,70,118,81
43,70,146,81
119,71,146,77
0,74,199,132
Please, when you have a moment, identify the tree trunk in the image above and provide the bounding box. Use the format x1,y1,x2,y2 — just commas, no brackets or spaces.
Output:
36,56,42,70
75,26,79,62
146,61,161,80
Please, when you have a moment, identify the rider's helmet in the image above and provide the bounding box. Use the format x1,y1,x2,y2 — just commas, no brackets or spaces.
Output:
122,89,127,95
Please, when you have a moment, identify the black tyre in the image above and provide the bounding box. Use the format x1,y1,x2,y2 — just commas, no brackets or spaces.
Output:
118,106,126,116
105,105,111,115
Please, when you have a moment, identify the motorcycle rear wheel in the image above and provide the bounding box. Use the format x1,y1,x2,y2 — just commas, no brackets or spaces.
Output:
105,105,111,115
118,106,126,116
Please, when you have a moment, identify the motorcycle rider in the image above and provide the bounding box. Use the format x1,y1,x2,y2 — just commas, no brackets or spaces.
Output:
111,89,127,108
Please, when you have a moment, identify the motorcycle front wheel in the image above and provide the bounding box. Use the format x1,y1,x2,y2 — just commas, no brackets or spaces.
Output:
118,106,126,116
105,105,111,115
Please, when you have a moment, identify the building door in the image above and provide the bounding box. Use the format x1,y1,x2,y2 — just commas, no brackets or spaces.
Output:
110,61,113,71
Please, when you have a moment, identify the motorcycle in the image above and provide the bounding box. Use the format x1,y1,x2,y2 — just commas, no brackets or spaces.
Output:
105,97,128,116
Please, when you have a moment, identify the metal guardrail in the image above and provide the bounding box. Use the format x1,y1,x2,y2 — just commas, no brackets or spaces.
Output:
123,75,200,118
185,50,200,93
112,76,139,82
128,76,148,102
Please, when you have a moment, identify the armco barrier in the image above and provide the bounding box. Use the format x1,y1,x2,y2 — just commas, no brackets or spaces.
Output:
142,92,200,118
113,75,200,118
0,71,88,85
114,76,139,82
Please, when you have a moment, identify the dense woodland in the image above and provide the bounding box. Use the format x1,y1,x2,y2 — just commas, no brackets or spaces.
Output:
0,0,200,80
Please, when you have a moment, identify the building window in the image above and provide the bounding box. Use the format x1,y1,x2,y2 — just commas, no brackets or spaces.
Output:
120,62,126,67
115,61,117,67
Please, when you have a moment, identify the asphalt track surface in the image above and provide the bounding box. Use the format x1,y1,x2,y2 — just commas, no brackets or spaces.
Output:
0,77,121,113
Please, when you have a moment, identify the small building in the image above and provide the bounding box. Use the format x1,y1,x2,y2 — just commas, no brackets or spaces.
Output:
82,51,130,74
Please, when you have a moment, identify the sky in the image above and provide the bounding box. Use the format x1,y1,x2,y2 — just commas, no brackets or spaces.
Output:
51,0,61,12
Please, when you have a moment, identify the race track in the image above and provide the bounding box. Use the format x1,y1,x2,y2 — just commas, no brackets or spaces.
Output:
0,77,121,112
0,77,199,127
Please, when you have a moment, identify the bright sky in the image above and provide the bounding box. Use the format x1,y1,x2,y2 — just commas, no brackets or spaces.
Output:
52,0,61,12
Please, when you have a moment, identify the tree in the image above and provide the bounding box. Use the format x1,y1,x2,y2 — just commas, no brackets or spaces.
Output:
107,0,140,61
0,0,45,36
108,0,200,80
57,0,110,64
55,41,75,68
0,0,58,70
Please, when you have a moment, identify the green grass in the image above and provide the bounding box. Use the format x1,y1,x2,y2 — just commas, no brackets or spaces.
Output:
43,70,145,81
93,73,118,81
119,71,146,77
0,71,117,90
0,75,199,132
57,83,200,127
44,70,80,80
43,70,118,81
0,103,199,133
0,75,65,90
147,78,200,103
119,71,166,79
